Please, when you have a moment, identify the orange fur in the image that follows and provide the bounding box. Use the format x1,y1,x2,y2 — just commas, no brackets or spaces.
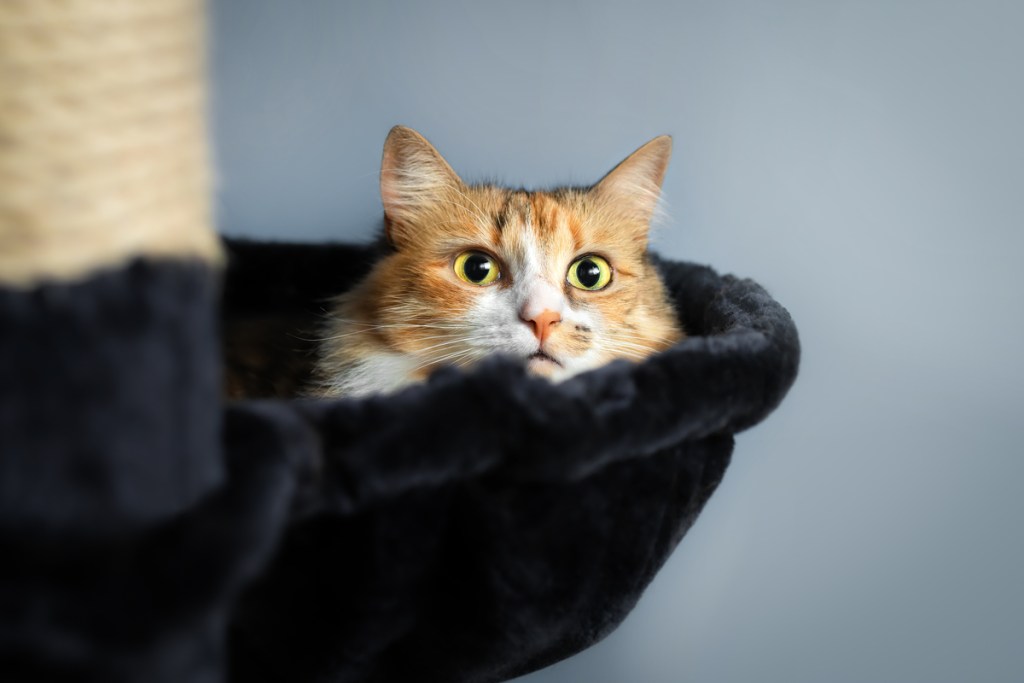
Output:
311,127,684,397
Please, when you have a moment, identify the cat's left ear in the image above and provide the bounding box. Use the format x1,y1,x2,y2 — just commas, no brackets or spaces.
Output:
592,135,672,237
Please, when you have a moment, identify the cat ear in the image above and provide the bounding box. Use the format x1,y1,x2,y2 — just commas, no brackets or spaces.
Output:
380,126,464,247
592,135,672,238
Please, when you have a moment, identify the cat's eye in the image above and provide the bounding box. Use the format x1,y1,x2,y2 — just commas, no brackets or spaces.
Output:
454,251,500,286
567,255,612,291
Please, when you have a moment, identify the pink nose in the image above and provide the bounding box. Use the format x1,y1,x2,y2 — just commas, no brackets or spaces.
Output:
522,309,561,344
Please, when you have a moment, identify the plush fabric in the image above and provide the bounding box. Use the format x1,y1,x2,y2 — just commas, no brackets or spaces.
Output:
0,262,284,682
0,241,799,683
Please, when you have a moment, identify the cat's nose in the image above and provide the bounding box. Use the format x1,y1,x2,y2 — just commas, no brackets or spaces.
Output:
522,309,562,344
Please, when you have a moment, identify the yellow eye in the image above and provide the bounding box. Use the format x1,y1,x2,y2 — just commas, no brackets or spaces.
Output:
454,251,500,285
567,255,612,291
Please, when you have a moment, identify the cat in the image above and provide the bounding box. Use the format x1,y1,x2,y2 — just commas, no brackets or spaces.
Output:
310,126,684,397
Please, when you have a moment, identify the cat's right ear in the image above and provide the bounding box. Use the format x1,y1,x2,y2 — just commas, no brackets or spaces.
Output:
380,126,463,248
592,135,672,242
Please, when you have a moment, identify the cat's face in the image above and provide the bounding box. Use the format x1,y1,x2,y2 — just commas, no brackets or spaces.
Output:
317,127,683,395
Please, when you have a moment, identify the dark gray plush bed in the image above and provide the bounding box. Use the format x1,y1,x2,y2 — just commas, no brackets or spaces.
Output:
0,239,798,683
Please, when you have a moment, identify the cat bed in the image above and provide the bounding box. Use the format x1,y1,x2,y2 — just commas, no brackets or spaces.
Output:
0,237,798,683
218,238,801,682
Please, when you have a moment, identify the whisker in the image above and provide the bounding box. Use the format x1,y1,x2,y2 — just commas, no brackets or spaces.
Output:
410,348,481,374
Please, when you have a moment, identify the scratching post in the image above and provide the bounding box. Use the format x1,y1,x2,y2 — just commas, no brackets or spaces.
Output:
0,3,244,680
0,0,219,287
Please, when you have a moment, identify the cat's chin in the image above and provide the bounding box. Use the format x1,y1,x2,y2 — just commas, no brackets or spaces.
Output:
526,351,566,379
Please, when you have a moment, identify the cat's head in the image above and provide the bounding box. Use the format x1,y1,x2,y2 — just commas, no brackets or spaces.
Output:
330,126,682,390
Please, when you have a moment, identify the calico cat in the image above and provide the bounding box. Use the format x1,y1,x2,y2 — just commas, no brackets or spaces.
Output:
309,126,683,397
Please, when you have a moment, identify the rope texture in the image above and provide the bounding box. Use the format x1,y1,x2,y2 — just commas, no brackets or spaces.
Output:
0,0,219,287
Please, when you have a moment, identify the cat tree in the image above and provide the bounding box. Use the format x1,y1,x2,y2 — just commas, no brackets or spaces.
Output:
0,2,799,682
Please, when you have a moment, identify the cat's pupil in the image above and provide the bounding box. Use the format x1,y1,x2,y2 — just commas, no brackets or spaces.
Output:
464,254,493,283
576,259,601,288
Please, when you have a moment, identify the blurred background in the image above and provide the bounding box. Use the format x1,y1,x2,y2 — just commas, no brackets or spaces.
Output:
209,1,1024,681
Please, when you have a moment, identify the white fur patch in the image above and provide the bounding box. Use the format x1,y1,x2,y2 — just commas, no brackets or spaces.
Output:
323,352,420,397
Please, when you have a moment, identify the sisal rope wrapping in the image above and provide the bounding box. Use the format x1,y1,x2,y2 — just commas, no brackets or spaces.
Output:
0,0,220,288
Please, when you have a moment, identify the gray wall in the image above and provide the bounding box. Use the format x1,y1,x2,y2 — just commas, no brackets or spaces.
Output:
210,1,1024,681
